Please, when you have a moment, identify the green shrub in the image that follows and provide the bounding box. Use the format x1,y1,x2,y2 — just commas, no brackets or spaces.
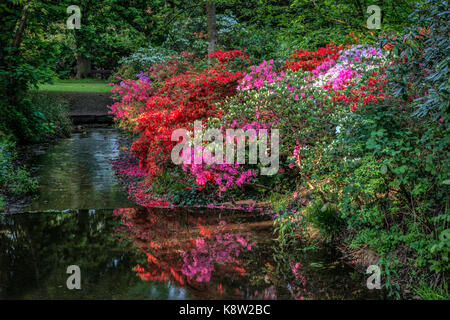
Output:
306,200,344,239
381,0,449,122
0,93,71,143
120,45,176,71
30,93,71,138
110,45,178,81
0,137,37,202
0,97,50,143
415,281,449,300
109,64,139,82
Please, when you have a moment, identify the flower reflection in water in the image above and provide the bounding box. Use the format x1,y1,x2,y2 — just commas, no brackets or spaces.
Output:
112,207,260,298
111,207,382,300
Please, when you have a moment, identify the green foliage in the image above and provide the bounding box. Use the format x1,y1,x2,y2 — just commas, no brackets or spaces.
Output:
0,1,62,143
379,254,402,298
338,102,444,250
271,1,449,297
414,281,449,300
55,0,158,74
220,69,337,158
30,94,72,138
0,136,37,207
273,196,309,247
306,201,344,239
224,0,416,57
111,45,176,81
120,45,175,71
381,0,449,122
110,64,139,82
268,192,291,215
0,210,147,298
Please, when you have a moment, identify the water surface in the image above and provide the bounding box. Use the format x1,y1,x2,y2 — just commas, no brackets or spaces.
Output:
0,128,383,299
0,208,382,299
25,127,135,211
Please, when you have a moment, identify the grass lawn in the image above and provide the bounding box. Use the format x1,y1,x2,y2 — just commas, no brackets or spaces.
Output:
37,78,111,93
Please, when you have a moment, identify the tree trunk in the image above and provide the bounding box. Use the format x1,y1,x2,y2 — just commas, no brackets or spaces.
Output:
206,1,217,56
75,54,91,78
12,2,29,49
6,2,30,105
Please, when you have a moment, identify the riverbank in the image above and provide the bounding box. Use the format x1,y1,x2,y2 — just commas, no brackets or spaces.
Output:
0,92,73,213
1,85,114,213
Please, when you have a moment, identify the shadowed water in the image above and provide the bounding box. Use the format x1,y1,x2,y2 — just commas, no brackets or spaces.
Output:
0,208,382,299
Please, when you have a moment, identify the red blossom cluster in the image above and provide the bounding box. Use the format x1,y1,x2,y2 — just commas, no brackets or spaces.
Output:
284,44,342,71
207,49,250,65
327,71,389,111
130,58,244,176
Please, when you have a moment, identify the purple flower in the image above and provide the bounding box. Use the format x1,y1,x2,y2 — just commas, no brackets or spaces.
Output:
136,71,150,83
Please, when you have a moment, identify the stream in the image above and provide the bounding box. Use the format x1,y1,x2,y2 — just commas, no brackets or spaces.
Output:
0,127,383,299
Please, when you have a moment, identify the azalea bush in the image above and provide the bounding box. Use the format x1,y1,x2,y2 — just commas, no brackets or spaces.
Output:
110,43,390,205
110,22,448,298
131,58,243,176
109,50,249,205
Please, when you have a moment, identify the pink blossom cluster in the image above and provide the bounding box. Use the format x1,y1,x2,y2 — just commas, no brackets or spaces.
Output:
181,120,276,193
290,262,307,286
109,78,155,129
237,59,284,91
181,147,258,193
288,140,302,169
311,59,337,77
326,65,359,90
